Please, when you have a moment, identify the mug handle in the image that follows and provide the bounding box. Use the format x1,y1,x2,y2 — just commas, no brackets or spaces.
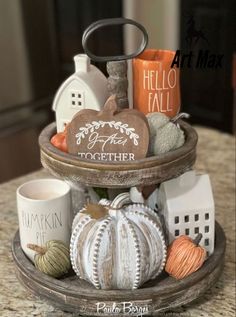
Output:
82,18,149,62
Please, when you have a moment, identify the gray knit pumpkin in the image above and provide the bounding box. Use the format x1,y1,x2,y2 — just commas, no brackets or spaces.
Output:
147,112,187,155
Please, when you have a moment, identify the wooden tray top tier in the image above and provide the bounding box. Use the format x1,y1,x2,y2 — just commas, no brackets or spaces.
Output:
12,222,225,316
39,121,198,188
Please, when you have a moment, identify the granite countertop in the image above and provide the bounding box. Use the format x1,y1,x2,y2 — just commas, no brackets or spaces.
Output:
0,126,235,317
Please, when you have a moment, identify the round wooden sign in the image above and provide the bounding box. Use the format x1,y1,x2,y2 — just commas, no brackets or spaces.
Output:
12,222,225,316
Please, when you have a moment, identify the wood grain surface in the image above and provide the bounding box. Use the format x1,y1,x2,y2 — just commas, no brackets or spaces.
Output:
12,222,225,316
39,120,197,188
66,95,150,161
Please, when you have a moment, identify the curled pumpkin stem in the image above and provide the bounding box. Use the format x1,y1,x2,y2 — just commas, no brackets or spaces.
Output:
171,112,190,123
193,233,203,246
27,243,46,255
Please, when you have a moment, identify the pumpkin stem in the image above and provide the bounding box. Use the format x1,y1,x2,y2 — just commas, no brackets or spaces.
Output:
110,192,132,209
101,95,117,115
171,112,190,123
193,233,203,245
27,243,46,255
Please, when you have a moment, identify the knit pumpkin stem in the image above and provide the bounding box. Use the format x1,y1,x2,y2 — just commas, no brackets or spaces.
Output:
27,243,46,255
171,112,190,123
193,233,203,245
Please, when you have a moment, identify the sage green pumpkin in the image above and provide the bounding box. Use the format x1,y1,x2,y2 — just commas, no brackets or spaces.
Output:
27,240,71,278
147,112,187,155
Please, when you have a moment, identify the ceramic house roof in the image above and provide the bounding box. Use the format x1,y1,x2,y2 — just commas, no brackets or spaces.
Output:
162,172,214,211
52,64,107,111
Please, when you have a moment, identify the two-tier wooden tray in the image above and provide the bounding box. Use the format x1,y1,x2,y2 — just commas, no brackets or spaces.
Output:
12,223,225,316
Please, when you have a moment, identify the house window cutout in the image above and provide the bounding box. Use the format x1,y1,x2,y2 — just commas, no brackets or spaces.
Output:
175,229,179,237
185,228,189,235
194,227,199,234
205,213,209,220
174,216,179,224
184,215,189,222
70,90,84,109
205,238,209,246
205,226,209,233
194,214,199,221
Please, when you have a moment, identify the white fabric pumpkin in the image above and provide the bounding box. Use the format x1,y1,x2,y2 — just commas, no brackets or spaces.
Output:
147,112,188,155
70,193,167,290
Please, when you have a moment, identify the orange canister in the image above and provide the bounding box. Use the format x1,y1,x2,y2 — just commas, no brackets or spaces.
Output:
132,49,180,117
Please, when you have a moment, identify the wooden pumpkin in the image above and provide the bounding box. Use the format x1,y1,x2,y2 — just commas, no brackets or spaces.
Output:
147,112,189,155
50,126,68,152
66,95,150,161
27,240,71,278
70,192,167,290
165,234,206,280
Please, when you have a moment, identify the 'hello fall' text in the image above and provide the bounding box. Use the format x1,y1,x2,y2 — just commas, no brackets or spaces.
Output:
143,69,177,113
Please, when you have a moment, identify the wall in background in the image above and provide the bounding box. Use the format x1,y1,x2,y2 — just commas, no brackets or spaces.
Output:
0,0,33,109
0,0,56,183
123,0,180,107
124,0,179,50
0,0,123,183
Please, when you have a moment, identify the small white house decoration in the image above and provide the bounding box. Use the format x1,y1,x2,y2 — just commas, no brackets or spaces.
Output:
52,54,108,132
159,170,215,256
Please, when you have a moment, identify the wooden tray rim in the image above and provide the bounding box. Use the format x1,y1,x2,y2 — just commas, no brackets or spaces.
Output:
12,221,225,300
39,121,198,171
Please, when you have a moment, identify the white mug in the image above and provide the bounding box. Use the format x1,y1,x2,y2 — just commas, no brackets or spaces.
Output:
17,179,72,261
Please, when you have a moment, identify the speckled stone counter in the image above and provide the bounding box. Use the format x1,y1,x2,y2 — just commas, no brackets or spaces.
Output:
0,126,235,317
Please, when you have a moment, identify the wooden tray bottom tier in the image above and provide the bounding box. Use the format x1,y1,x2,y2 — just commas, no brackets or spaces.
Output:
12,222,225,317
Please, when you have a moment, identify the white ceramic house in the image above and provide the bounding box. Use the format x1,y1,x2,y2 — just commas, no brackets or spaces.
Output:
53,54,108,132
158,170,215,256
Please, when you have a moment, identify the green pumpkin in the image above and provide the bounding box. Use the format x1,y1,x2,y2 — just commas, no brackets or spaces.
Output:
27,240,71,278
147,112,188,155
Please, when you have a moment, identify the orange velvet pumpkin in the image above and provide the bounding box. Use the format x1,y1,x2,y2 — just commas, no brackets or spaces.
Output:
50,127,68,152
165,234,206,280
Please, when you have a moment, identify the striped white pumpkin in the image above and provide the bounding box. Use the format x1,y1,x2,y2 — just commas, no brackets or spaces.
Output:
70,192,167,290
